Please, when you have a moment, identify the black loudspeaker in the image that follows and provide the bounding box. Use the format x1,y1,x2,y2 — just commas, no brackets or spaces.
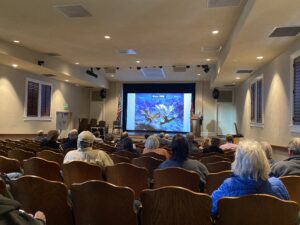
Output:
212,88,220,99
100,89,107,99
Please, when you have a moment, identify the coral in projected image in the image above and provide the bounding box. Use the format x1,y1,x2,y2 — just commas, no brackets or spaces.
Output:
135,93,184,131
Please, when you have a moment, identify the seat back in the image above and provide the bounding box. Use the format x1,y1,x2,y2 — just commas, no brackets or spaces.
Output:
216,194,299,225
205,170,232,195
105,163,148,198
62,161,103,189
153,167,200,192
98,120,106,127
8,149,35,163
141,187,212,225
200,155,230,165
71,180,137,225
109,154,131,164
113,150,138,159
206,161,232,173
10,176,73,225
37,150,64,167
279,176,300,205
0,156,21,173
23,157,62,181
143,152,166,161
0,150,7,157
132,156,163,178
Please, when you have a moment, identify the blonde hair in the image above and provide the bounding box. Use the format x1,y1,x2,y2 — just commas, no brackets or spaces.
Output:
145,135,159,149
261,141,273,160
232,140,270,181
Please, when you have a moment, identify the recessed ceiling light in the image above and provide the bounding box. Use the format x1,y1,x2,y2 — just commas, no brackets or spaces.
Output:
136,60,141,64
13,40,20,43
104,35,111,39
12,64,18,68
111,74,114,77
75,62,79,65
236,77,241,80
65,79,69,82
256,56,264,60
197,73,201,76
212,30,219,35
206,58,211,62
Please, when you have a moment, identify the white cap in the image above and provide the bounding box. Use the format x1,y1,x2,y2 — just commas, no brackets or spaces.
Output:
78,131,94,144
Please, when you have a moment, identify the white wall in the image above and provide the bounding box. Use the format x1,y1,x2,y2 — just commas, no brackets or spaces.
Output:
0,65,90,134
235,38,300,146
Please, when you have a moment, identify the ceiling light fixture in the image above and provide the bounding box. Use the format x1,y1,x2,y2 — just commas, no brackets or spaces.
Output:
13,40,20,43
104,35,111,39
212,30,219,35
206,58,211,62
12,64,18,68
65,79,69,82
136,60,141,64
236,77,241,80
197,73,201,76
256,56,264,60
75,62,79,65
111,74,114,77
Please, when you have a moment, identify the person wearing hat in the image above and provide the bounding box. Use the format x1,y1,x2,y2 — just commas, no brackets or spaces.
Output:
63,131,114,167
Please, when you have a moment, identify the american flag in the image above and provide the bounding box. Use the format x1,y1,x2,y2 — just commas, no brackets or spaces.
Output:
116,95,122,121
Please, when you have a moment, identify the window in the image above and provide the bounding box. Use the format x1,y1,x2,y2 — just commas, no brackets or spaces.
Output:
293,56,300,125
250,76,263,125
25,78,52,119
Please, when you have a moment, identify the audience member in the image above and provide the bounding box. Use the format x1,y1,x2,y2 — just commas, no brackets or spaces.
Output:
143,135,171,159
199,137,210,152
158,132,171,147
261,141,276,166
203,137,224,154
33,130,44,142
63,131,114,166
159,134,208,191
62,129,78,151
104,133,115,143
220,134,237,152
116,137,140,155
0,194,46,224
271,138,300,177
115,132,129,151
143,134,150,143
211,140,289,215
40,130,61,151
93,131,104,143
186,132,200,154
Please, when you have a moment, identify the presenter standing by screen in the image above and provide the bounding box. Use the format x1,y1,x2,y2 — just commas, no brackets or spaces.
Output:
198,111,203,137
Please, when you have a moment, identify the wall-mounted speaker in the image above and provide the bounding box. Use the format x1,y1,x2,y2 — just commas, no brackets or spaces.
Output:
100,89,107,99
212,88,220,99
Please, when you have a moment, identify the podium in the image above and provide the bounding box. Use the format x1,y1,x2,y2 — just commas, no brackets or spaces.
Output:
190,115,203,137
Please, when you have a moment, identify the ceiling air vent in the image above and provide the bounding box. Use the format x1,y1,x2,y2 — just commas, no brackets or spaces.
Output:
141,68,165,79
42,74,56,77
207,0,241,8
217,90,233,103
173,65,187,72
45,52,61,57
118,49,137,55
201,46,222,53
269,26,300,37
236,69,253,74
54,5,92,18
224,84,236,87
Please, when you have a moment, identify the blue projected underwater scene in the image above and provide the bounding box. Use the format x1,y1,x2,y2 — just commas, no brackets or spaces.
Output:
134,93,185,132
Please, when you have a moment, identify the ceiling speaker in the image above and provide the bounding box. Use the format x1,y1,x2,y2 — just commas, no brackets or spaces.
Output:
212,88,220,99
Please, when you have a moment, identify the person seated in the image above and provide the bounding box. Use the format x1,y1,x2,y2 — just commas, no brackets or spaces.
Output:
33,130,44,142
159,134,208,191
63,131,114,166
116,137,140,155
203,137,224,154
143,133,150,144
93,131,104,143
211,140,289,215
158,132,172,148
40,130,61,151
271,138,300,177
199,137,210,152
142,135,171,159
115,131,129,151
62,129,78,151
186,132,200,154
0,194,46,225
104,133,115,143
220,134,237,152
261,141,276,166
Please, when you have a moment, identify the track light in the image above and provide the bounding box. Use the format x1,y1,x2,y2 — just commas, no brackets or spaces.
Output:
96,67,101,70
202,65,210,73
137,67,141,70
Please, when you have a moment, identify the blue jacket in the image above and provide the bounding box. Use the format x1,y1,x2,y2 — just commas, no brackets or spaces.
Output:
211,175,289,214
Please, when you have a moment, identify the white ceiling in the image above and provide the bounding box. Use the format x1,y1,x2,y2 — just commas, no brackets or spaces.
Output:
0,0,299,86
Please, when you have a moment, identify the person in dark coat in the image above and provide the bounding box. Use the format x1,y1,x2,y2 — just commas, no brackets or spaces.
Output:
40,130,60,151
203,137,224,154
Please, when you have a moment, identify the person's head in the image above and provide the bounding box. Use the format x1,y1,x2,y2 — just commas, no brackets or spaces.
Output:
47,130,59,141
201,137,210,148
122,137,133,151
144,133,150,140
77,131,94,151
121,131,129,139
232,140,270,181
211,137,221,147
159,132,165,139
171,134,189,162
288,138,300,156
37,130,44,137
68,129,78,140
145,135,159,149
186,132,195,142
226,134,234,143
261,141,273,160
93,131,100,138
104,134,114,142
164,134,170,140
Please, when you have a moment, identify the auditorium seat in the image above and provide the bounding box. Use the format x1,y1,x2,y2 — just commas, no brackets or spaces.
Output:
62,161,103,189
206,161,232,173
200,155,230,165
279,176,300,205
143,152,166,161
215,194,299,225
109,154,131,164
7,149,35,163
23,157,62,182
140,187,212,225
10,175,73,225
153,167,200,192
132,156,163,179
113,150,139,159
205,170,232,195
105,163,148,199
0,156,21,173
0,150,7,157
37,150,64,167
71,180,137,225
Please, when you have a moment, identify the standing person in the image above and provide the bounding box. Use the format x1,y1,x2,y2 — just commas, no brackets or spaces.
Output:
159,134,208,191
143,135,171,159
211,140,289,215
63,131,114,167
